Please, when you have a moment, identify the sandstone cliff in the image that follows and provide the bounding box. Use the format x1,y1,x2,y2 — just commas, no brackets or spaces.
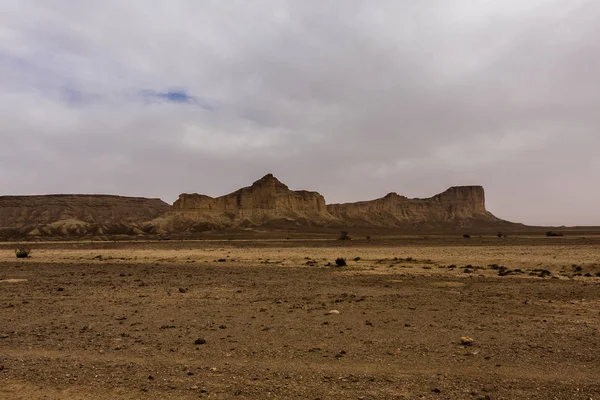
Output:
327,186,498,228
0,195,170,238
0,175,513,238
162,176,505,232
164,174,335,231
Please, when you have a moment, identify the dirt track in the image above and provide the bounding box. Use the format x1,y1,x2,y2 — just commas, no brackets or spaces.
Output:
1,238,599,399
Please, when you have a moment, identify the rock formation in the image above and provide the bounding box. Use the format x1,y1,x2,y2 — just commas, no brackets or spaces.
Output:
0,174,514,238
164,175,506,231
165,174,336,230
327,186,498,227
0,195,170,238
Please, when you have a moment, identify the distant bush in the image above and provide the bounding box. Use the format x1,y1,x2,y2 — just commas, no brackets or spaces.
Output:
338,231,351,241
366,236,371,240
463,234,471,239
15,248,31,258
497,232,504,238
353,257,361,261
335,258,347,267
546,231,564,237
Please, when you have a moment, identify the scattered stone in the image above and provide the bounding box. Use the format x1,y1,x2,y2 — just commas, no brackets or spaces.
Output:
194,338,206,345
148,375,154,380
327,310,340,315
460,336,474,346
432,388,441,393
482,384,496,393
178,287,188,293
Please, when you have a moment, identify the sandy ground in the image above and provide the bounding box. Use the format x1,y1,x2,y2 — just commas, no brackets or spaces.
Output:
1,237,599,399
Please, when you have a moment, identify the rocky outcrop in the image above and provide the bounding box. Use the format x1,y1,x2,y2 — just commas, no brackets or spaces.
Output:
0,195,170,238
163,176,505,232
165,174,335,230
327,186,498,227
0,175,514,238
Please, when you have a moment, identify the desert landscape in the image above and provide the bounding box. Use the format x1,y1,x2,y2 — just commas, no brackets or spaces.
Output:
1,234,600,399
1,176,600,399
4,1,600,399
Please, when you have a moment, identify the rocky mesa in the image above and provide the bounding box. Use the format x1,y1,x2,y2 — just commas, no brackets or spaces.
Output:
163,174,507,232
327,186,500,228
163,174,336,231
0,194,171,238
0,174,514,238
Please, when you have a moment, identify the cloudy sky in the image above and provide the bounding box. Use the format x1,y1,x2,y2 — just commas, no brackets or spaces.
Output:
1,0,598,226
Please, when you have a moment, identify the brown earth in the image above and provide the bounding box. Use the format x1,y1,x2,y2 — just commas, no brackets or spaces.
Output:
1,236,599,399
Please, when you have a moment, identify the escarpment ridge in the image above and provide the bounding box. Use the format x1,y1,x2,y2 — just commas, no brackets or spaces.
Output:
0,174,515,238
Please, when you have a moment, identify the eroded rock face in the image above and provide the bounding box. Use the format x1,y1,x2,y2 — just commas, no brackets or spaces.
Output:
168,174,335,229
327,186,495,227
166,176,502,231
0,195,171,238
0,175,510,237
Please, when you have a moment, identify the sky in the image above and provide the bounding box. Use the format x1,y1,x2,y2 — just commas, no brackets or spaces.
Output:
0,0,598,226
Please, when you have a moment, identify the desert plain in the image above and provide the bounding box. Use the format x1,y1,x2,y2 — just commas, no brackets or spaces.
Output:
1,235,599,399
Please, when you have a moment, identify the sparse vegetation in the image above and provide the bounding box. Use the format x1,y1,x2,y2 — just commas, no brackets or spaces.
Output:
463,233,471,238
497,232,504,238
335,258,347,267
546,231,564,237
338,231,351,241
532,269,552,278
353,257,361,261
15,248,31,258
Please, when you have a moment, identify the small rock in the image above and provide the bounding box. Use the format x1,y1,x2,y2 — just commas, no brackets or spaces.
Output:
482,384,496,393
179,287,188,293
327,310,340,315
460,336,474,346
432,388,441,393
148,375,154,380
194,338,206,345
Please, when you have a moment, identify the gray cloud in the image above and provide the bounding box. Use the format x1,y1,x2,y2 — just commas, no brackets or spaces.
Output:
0,0,598,225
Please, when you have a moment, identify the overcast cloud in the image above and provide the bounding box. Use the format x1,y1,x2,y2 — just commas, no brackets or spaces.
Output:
0,0,598,226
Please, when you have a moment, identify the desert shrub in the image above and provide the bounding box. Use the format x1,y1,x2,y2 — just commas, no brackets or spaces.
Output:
366,236,371,240
497,232,504,238
463,234,471,238
15,248,31,258
572,264,582,272
335,258,347,267
353,257,361,261
338,231,351,241
546,231,564,237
